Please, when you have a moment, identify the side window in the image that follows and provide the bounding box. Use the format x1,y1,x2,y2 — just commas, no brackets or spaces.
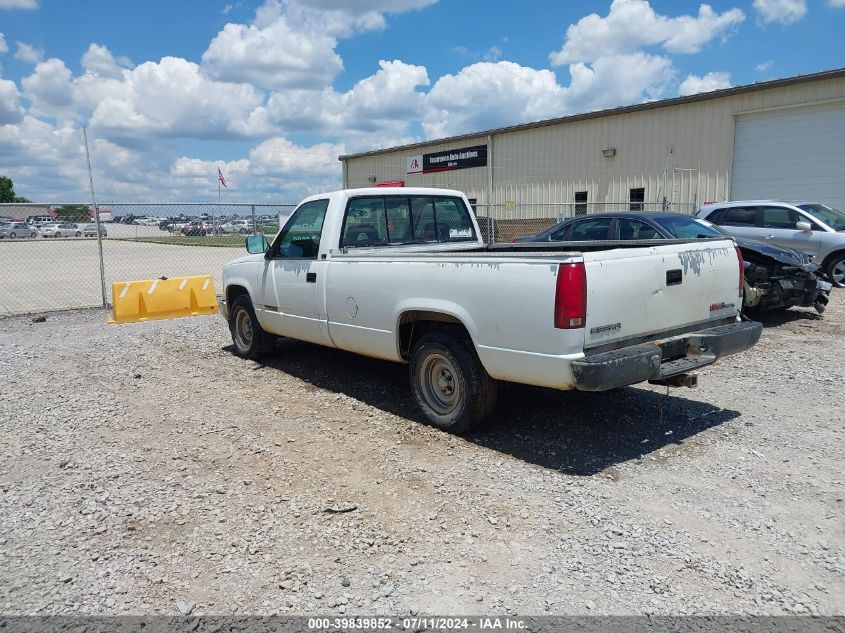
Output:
570,218,612,241
719,207,757,227
341,197,388,247
274,199,329,258
434,198,476,240
410,196,476,242
616,219,662,240
385,197,411,244
761,206,799,229
550,223,570,241
411,197,435,240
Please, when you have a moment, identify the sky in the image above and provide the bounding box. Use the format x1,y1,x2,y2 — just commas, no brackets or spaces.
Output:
0,0,843,203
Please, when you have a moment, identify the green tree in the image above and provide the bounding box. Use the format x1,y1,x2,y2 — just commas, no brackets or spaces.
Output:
0,176,15,203
14,196,32,203
55,205,91,222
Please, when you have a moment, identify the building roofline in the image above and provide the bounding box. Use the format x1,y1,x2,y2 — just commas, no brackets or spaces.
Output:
338,67,845,161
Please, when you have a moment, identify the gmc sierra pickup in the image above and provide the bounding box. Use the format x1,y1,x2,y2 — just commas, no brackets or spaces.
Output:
221,187,761,432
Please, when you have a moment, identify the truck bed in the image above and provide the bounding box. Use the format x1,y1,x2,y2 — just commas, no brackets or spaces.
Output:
331,237,724,258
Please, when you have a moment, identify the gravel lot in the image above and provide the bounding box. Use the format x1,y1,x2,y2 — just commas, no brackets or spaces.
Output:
0,296,843,616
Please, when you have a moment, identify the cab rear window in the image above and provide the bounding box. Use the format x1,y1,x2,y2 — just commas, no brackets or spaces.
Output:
341,195,476,248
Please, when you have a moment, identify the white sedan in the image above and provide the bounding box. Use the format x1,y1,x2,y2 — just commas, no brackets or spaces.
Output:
40,222,81,238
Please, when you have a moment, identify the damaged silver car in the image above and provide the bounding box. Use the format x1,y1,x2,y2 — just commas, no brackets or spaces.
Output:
740,241,830,314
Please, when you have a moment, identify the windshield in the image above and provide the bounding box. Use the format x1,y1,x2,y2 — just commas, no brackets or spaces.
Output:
797,204,845,231
653,216,728,239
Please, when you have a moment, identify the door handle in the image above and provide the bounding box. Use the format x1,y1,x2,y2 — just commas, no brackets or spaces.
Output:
763,234,775,240
306,272,317,283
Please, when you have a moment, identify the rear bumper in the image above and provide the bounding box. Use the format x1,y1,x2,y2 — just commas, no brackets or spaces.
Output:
571,320,763,392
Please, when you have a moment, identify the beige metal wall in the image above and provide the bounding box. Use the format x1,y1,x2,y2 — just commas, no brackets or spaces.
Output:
342,75,845,209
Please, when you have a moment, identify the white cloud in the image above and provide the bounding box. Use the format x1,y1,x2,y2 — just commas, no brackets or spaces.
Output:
202,16,343,90
679,71,732,96
21,58,74,114
17,48,269,141
249,137,344,177
0,33,7,54
828,0,845,7
14,40,43,64
81,43,126,80
202,0,437,90
752,0,807,24
755,60,773,72
0,0,38,8
0,78,24,123
483,46,503,62
88,57,266,140
550,0,745,65
422,54,675,139
262,59,429,138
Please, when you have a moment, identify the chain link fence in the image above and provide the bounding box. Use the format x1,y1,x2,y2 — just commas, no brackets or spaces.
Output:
0,203,294,316
0,199,695,316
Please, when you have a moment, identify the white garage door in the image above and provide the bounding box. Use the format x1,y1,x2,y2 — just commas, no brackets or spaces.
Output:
731,102,845,212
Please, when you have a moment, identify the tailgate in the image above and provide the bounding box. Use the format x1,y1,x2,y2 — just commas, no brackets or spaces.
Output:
581,239,740,349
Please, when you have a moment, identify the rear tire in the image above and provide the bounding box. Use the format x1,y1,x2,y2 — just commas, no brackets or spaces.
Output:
228,295,277,359
75,231,81,237
9,232,15,238
409,330,497,434
825,253,845,288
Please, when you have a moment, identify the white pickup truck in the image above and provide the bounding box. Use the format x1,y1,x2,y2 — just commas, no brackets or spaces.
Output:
221,187,761,433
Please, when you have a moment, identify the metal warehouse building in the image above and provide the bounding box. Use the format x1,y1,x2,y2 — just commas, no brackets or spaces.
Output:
340,68,845,223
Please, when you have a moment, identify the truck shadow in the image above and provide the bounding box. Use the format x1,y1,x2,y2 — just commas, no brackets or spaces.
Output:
242,338,740,476
752,308,823,328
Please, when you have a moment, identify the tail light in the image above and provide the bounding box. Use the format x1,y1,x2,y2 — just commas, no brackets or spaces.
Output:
735,245,744,297
554,262,587,329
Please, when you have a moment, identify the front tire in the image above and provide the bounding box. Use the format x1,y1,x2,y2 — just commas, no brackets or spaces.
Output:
9,232,16,238
409,330,497,434
75,231,81,237
228,295,277,359
826,254,845,288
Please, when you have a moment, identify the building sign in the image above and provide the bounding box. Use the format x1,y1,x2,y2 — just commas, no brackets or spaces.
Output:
406,144,487,175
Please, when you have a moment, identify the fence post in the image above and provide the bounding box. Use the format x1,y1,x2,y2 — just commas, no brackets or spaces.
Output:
83,127,108,309
251,205,257,235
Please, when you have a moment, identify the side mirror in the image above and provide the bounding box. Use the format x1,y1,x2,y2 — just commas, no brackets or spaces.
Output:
796,221,812,233
245,234,269,254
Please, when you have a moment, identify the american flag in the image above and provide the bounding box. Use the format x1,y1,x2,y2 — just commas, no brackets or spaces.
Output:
218,167,228,188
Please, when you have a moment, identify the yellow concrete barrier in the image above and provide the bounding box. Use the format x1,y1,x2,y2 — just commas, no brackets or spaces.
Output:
109,275,219,324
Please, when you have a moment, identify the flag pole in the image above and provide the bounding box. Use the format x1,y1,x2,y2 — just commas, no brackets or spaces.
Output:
215,166,220,235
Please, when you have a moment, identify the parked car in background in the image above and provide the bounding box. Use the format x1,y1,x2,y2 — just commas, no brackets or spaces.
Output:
697,201,845,287
181,221,207,236
83,223,107,237
28,215,54,228
221,219,252,234
0,222,38,238
40,222,81,238
514,212,831,314
136,216,166,226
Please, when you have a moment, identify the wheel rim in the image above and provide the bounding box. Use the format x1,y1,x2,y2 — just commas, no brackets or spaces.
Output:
234,309,253,350
831,260,845,285
419,353,461,415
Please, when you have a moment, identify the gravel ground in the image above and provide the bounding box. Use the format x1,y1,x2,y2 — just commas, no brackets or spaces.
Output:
0,296,843,616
